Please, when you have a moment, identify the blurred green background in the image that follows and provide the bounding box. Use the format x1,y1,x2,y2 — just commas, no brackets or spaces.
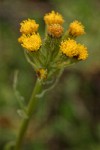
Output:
0,0,100,150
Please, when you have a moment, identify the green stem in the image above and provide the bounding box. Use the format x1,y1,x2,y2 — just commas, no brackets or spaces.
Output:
15,79,42,150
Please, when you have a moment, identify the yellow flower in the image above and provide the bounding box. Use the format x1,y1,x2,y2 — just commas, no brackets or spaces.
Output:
44,11,64,25
20,19,39,34
36,68,47,79
47,24,64,38
18,33,42,52
60,39,79,58
77,44,88,60
60,39,88,60
68,20,85,37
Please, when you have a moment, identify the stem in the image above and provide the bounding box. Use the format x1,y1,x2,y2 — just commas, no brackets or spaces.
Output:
15,79,42,150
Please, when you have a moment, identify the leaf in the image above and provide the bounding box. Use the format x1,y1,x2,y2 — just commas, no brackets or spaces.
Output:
17,109,28,119
13,70,27,114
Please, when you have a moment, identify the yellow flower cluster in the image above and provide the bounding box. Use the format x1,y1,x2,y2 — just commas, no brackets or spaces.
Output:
68,20,85,37
60,39,78,57
36,68,47,79
60,39,88,60
44,11,64,25
18,34,42,52
47,24,64,38
18,19,42,52
44,11,64,38
18,11,88,80
20,19,39,34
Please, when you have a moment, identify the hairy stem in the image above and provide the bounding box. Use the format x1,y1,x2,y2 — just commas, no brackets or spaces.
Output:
15,79,42,150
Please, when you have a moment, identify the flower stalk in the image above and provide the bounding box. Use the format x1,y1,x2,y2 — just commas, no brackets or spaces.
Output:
15,79,42,150
14,10,89,150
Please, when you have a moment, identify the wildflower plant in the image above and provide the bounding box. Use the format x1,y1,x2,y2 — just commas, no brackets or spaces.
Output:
8,11,88,150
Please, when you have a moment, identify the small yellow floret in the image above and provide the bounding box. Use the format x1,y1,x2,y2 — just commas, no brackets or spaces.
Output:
48,24,64,38
37,68,47,79
77,44,88,60
20,19,39,34
60,39,79,57
44,11,64,25
68,20,85,37
18,33,42,52
18,35,25,43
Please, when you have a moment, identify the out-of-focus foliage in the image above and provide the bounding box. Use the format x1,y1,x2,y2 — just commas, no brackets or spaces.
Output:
0,0,100,149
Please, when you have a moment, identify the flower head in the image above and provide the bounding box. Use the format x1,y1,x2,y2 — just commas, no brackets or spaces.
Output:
60,39,79,58
20,19,39,34
18,33,42,52
77,44,88,60
60,39,88,60
44,11,64,25
48,24,64,38
68,20,85,37
37,68,47,79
